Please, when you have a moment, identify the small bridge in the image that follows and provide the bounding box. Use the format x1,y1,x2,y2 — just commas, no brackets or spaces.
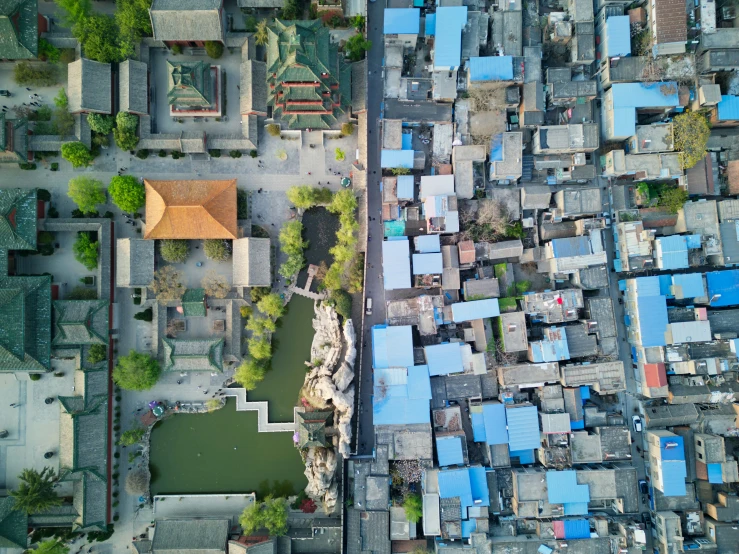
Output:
288,264,327,301
222,389,295,433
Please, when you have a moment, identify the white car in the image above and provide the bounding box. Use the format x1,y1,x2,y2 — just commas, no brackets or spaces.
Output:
632,415,643,433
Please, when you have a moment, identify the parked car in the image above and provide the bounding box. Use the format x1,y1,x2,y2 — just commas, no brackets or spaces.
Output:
0,90,11,97
365,298,373,316
632,414,643,433
639,480,648,494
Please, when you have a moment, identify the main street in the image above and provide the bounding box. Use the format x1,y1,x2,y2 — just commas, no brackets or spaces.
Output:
356,0,387,456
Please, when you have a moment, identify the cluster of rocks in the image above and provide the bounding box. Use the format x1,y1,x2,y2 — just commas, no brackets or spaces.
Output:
301,302,357,510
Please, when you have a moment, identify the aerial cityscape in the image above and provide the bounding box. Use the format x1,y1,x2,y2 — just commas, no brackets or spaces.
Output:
0,0,739,553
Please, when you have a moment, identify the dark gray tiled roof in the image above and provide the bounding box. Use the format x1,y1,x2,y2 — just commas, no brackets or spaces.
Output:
151,518,229,552
120,59,149,115
150,0,223,42
68,58,112,114
116,238,155,287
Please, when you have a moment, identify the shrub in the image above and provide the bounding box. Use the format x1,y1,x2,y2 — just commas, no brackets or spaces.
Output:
14,61,58,86
19,162,37,170
205,41,224,59
158,149,167,157
237,188,249,219
29,373,41,381
335,148,345,161
73,233,99,271
266,124,281,137
170,44,182,55
88,344,107,364
66,287,98,300
229,150,242,158
341,122,354,136
209,149,221,158
37,231,54,245
159,240,189,263
38,38,60,63
135,149,149,159
50,163,59,171
37,189,52,202
134,308,153,322
250,149,258,158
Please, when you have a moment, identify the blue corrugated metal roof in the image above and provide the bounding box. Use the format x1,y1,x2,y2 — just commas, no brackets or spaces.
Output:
381,149,414,168
635,275,662,297
408,365,432,399
611,82,680,109
717,95,739,121
469,467,489,506
656,235,688,269
612,107,637,138
383,239,412,290
468,56,513,82
636,295,668,347
490,133,504,161
471,411,486,441
551,236,590,258
506,405,540,451
571,419,585,430
707,463,723,484
660,435,685,461
425,13,436,35
438,467,473,505
396,175,414,200
425,342,464,376
383,8,421,35
461,519,477,538
606,16,631,57
451,299,500,322
437,436,465,466
672,273,706,299
434,6,468,70
401,132,413,150
563,519,591,539
510,449,535,464
686,234,702,249
412,252,443,274
659,274,673,296
373,365,430,425
482,403,508,445
706,269,739,306
579,386,590,400
563,502,589,516
372,325,414,369
661,461,687,496
416,234,441,253
529,337,570,362
546,471,591,504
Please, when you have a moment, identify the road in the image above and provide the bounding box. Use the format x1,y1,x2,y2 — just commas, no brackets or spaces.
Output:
356,0,387,456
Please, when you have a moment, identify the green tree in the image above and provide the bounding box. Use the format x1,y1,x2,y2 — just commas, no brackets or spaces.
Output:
75,14,124,63
55,0,91,28
87,343,107,364
10,467,62,514
403,493,423,523
234,358,266,390
205,41,224,59
345,34,371,62
149,266,185,301
35,539,70,554
61,142,94,168
117,428,146,446
673,111,711,169
116,0,153,56
117,111,139,132
239,497,288,536
113,351,161,391
204,239,231,261
114,112,139,150
328,289,352,319
266,124,281,137
257,293,285,319
73,233,99,271
279,221,308,256
328,188,357,216
286,185,320,209
38,38,61,63
350,15,365,31
658,185,689,214
52,88,75,136
341,122,354,136
255,20,269,46
281,0,300,19
159,240,189,263
250,287,271,303
246,316,276,336
134,307,153,321
68,176,105,213
109,175,145,213
248,337,272,360
13,62,58,86
87,113,115,135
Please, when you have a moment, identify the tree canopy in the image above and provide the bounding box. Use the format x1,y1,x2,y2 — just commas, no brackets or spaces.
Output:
87,343,107,364
234,358,267,390
109,175,145,213
204,239,231,261
116,0,153,56
201,270,230,298
68,176,106,213
36,539,70,554
61,142,94,168
247,337,272,361
124,469,149,496
278,221,308,278
673,111,711,169
257,293,285,319
149,266,186,300
87,113,115,135
76,14,125,63
113,351,161,391
117,428,146,446
658,185,689,214
10,467,62,514
286,185,333,209
205,41,224,59
255,20,269,46
14,61,59,86
159,240,189,263
114,112,140,150
345,34,371,62
239,497,289,536
403,493,423,523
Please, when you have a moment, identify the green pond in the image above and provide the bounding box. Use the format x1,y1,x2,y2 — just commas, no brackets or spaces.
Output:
246,294,316,422
149,398,306,496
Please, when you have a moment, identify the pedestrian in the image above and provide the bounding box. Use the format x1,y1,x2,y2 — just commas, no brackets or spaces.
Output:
25,87,30,91
29,95,33,99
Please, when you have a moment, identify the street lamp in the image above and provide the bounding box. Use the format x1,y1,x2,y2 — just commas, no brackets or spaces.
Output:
709,293,722,305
